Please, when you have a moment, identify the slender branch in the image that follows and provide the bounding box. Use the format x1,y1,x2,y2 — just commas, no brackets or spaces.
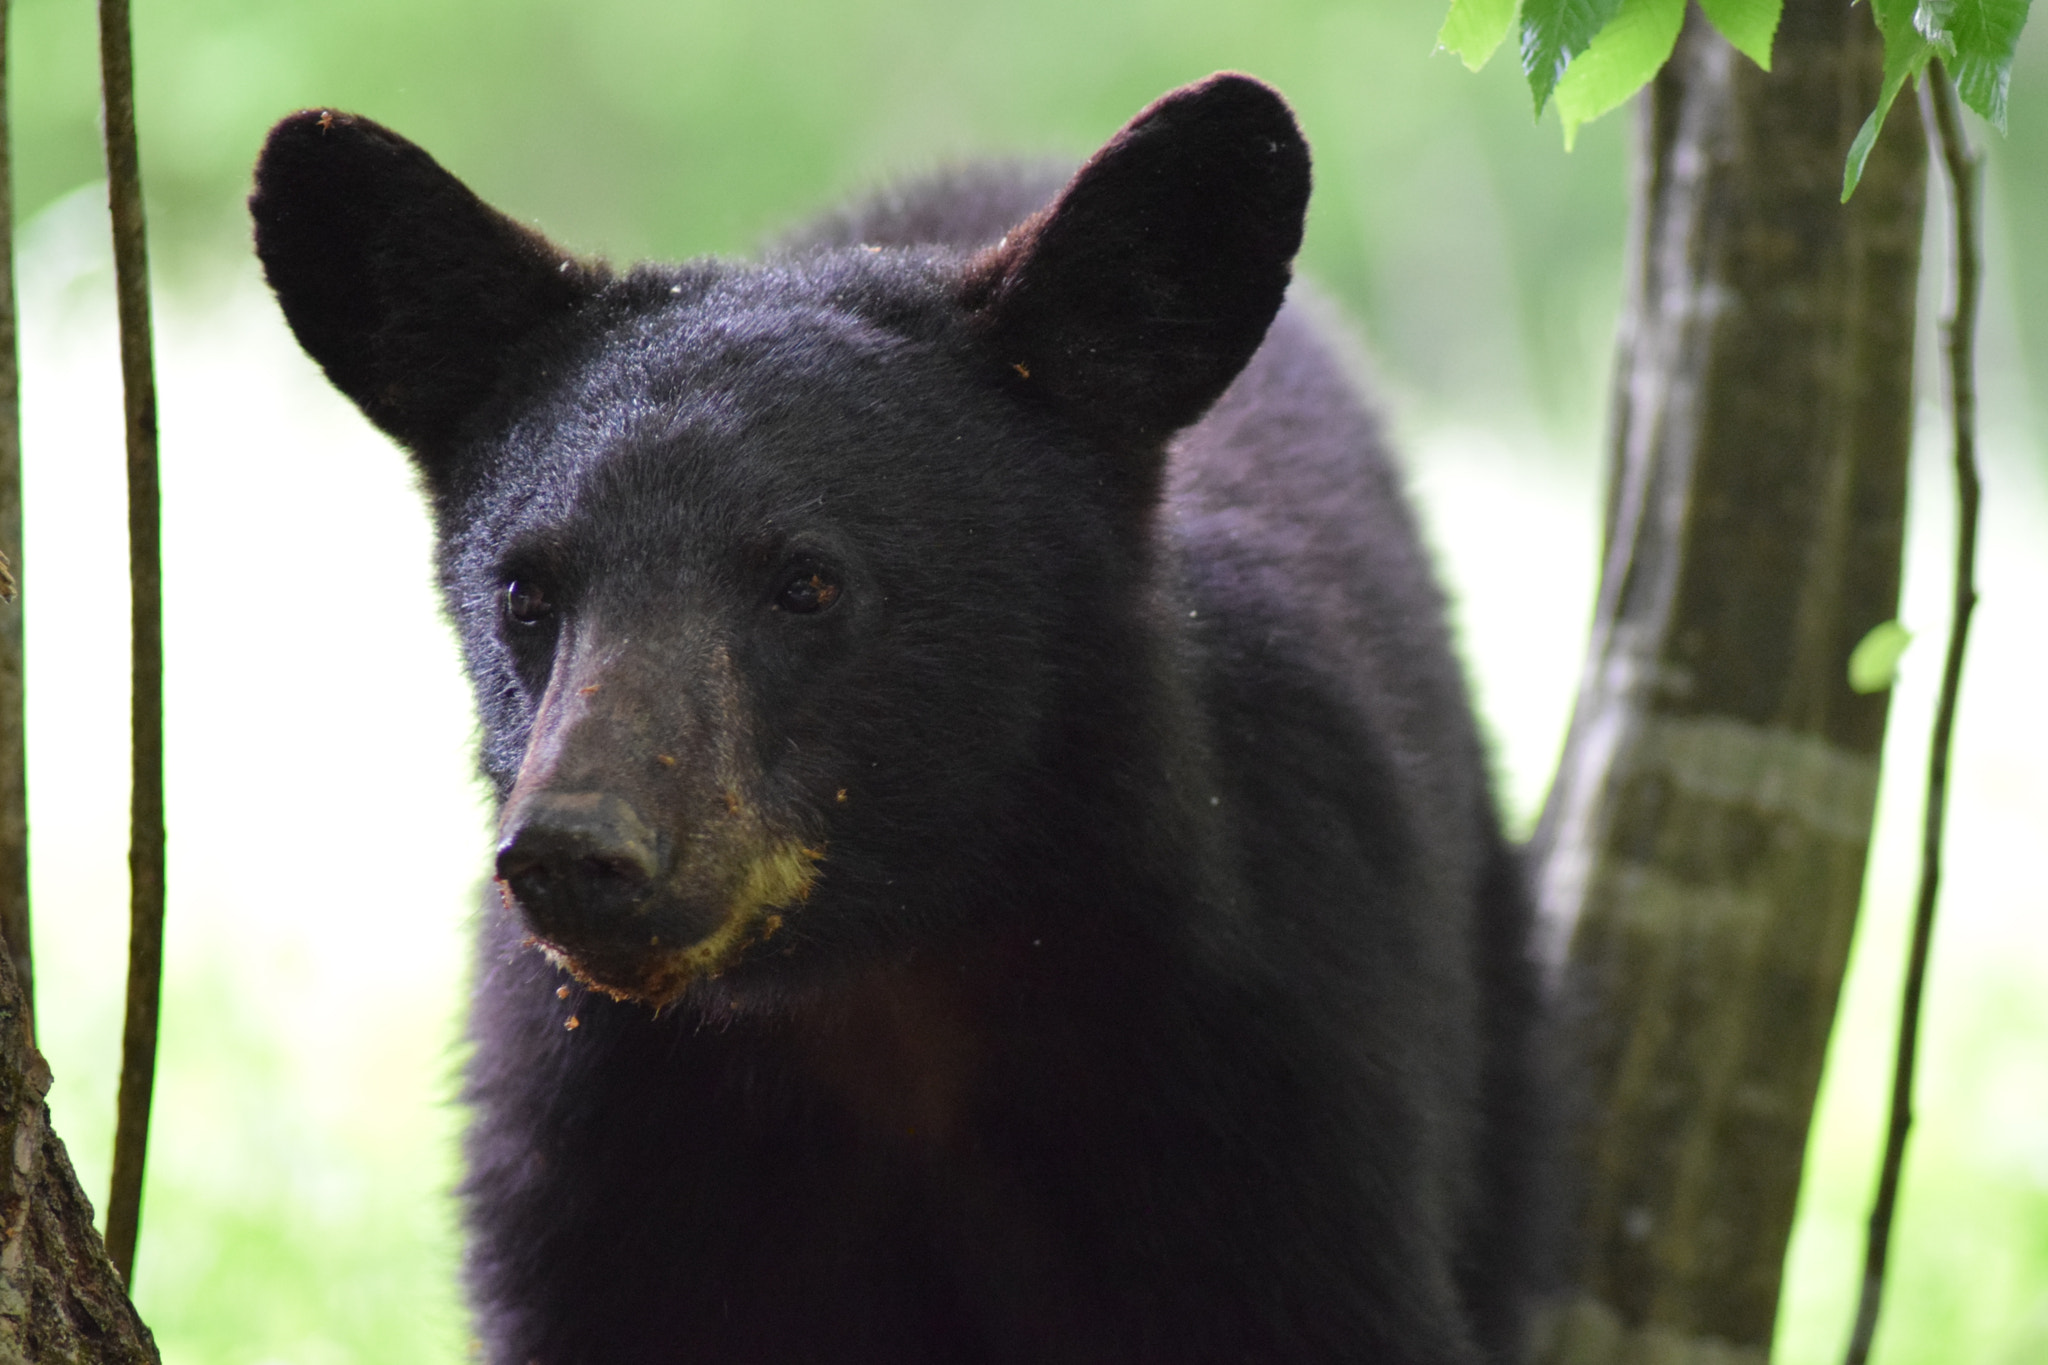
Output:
98,0,167,1289
1842,59,1982,1365
0,0,30,1032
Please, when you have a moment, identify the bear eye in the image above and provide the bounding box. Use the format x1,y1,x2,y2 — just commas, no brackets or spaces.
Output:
504,579,553,626
774,571,841,615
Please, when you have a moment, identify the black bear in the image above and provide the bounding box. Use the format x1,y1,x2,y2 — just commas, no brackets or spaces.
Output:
251,74,1538,1364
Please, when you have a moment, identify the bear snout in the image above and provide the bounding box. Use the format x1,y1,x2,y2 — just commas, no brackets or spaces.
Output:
496,789,662,945
494,780,819,1004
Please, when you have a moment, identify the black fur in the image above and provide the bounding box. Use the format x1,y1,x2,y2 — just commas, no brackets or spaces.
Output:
252,74,1538,1364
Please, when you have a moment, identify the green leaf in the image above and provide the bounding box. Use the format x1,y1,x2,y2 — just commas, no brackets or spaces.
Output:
1698,0,1783,70
1915,0,2033,129
1521,0,1626,115
1440,0,1521,72
1844,0,1935,199
1914,0,1961,55
1848,620,1915,693
1554,0,1687,147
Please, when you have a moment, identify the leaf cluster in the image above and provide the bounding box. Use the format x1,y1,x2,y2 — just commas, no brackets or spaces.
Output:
1437,0,2031,190
1846,0,2032,194
1438,0,1779,146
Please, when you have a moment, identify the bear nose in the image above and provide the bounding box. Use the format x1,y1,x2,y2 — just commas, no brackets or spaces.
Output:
496,791,661,941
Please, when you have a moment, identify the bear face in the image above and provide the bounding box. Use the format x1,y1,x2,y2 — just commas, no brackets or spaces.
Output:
447,267,1150,1006
251,74,1536,1365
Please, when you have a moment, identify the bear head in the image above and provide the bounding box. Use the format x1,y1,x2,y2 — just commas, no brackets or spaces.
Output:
250,75,1310,1010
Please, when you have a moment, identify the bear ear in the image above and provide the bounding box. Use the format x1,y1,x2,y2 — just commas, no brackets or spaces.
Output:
250,110,607,480
962,74,1310,459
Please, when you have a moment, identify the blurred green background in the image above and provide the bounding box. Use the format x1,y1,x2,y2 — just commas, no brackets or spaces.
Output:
9,1,2046,1361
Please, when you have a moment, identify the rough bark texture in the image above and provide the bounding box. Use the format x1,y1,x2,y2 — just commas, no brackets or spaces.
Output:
0,940,160,1363
1528,4,1926,1362
0,0,31,1026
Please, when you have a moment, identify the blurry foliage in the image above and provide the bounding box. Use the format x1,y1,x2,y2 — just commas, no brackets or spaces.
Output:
1849,620,1915,695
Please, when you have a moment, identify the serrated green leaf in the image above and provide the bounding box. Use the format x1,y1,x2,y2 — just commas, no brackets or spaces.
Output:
1916,0,2032,129
1849,620,1915,693
1951,47,2015,128
1554,0,1686,147
1844,0,1936,199
1521,0,1626,115
1698,0,1783,69
1440,0,1521,72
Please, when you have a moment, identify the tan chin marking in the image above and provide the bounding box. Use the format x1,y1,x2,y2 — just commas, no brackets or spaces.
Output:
542,841,824,1007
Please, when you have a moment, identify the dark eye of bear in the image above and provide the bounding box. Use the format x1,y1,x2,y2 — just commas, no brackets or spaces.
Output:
504,579,552,626
775,571,841,615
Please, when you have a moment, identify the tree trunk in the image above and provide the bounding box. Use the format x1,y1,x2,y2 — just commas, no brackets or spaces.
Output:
1529,4,1926,1362
0,939,159,1362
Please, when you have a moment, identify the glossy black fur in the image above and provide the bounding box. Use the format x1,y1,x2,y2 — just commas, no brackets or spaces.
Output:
251,76,1538,1364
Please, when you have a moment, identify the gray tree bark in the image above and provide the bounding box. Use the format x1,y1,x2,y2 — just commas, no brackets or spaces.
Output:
1529,3,1927,1362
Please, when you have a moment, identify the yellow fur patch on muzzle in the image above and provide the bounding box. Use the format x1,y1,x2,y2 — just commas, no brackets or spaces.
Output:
545,839,824,1008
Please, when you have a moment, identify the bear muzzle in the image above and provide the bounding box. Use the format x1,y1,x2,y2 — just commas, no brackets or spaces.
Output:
492,626,824,1004
495,781,821,1006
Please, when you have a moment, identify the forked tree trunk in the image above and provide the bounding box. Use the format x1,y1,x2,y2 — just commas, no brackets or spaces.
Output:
1528,4,1926,1362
